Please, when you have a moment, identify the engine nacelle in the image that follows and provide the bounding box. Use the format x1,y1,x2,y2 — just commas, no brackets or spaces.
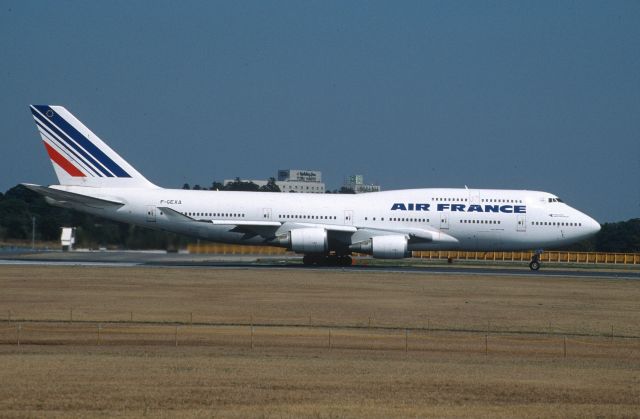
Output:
280,228,328,253
350,235,409,259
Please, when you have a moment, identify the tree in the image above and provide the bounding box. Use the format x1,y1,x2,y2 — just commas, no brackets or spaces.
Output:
258,177,281,192
223,177,260,192
338,186,356,194
182,183,191,190
210,181,224,191
0,197,31,239
596,219,640,252
0,184,197,249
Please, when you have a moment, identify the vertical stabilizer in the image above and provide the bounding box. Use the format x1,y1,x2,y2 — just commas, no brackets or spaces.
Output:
29,105,156,188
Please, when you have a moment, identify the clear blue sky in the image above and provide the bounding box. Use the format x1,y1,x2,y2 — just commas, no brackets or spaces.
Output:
1,1,638,222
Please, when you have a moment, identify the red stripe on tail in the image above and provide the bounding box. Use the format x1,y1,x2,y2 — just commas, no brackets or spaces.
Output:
43,141,85,177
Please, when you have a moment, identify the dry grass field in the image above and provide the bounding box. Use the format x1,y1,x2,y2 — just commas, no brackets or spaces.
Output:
0,265,639,417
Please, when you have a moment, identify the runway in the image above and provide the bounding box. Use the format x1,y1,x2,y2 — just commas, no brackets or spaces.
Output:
2,250,639,280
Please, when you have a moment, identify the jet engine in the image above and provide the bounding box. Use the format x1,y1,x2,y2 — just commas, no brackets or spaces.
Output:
350,235,409,259
276,228,328,253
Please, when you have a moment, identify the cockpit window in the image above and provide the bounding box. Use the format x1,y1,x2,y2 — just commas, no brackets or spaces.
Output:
548,197,564,203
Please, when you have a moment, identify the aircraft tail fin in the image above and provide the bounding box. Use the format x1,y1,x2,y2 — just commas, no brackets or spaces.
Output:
29,105,156,188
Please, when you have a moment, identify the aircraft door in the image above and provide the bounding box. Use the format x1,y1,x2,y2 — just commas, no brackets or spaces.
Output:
440,214,449,230
146,205,156,223
262,208,272,220
516,215,526,232
344,210,353,225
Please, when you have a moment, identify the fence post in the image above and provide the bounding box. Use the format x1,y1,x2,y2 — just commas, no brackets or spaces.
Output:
97,324,101,345
130,311,133,322
405,329,408,352
70,308,73,322
611,325,614,342
190,312,193,325
329,328,332,350
485,334,488,356
250,313,254,349
16,324,21,347
175,326,178,347
8,310,11,322
563,336,567,358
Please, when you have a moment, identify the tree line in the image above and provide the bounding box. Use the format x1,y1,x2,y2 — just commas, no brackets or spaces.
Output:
182,178,356,194
0,184,637,252
183,177,282,192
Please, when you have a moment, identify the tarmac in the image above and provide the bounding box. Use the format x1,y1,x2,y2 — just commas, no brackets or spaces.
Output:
1,249,639,280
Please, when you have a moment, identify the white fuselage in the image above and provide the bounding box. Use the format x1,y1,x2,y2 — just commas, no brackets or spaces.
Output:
51,185,601,252
26,104,601,261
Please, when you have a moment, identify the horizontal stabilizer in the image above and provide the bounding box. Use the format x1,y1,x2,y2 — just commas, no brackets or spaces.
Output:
22,183,124,208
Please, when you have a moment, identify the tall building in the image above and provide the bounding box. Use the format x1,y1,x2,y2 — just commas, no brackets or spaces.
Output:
277,169,325,193
344,174,381,193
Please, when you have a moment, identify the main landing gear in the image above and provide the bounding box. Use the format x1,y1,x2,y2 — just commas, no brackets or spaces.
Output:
529,250,543,271
302,254,352,267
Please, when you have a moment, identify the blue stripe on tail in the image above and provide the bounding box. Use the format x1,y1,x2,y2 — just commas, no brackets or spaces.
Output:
31,105,131,178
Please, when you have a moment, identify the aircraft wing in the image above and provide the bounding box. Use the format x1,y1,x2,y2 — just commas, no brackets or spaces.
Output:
221,220,357,240
159,207,282,226
156,207,282,239
275,222,357,234
156,207,194,221
351,225,459,245
157,209,357,236
22,183,124,208
155,209,455,245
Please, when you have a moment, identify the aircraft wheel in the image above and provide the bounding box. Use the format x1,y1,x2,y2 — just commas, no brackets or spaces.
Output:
338,255,352,266
529,261,540,271
325,255,337,266
303,254,322,266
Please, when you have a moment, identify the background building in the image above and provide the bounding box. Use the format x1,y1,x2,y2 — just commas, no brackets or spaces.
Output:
224,169,325,193
344,175,381,193
277,169,325,193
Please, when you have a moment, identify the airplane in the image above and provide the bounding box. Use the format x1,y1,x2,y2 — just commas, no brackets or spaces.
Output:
23,105,601,270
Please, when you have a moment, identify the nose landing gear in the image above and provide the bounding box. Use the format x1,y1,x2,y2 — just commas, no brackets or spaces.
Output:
529,250,543,271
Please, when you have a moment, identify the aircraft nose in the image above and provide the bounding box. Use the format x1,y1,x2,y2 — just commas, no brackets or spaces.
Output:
584,215,601,236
